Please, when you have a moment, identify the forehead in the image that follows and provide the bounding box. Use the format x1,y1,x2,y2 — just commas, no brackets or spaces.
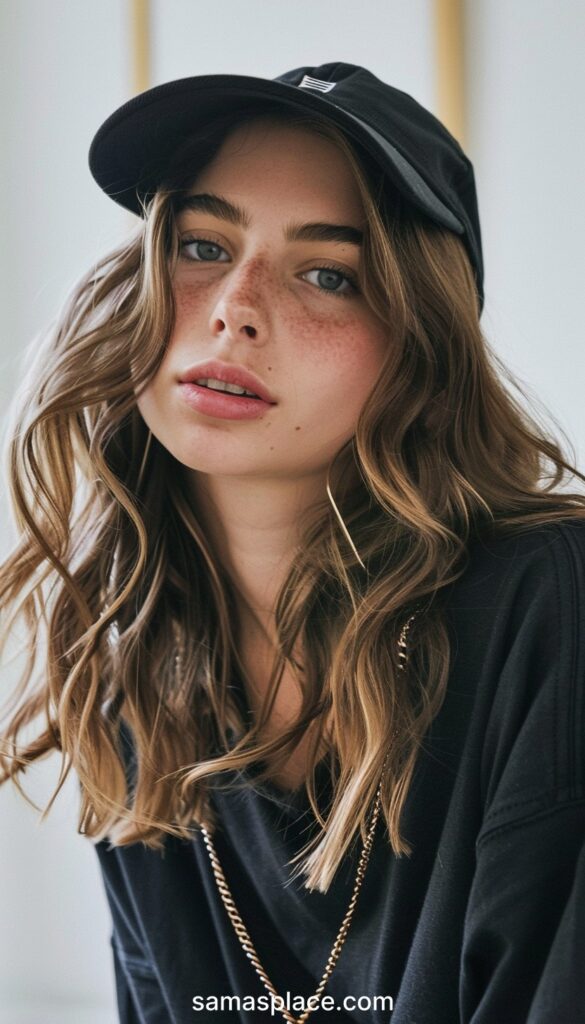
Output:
187,118,366,220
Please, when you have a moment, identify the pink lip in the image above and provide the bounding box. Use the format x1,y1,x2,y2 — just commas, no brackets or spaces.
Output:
178,382,275,420
178,359,277,404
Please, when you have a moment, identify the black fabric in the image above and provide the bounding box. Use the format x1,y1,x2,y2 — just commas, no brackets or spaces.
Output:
94,519,585,1023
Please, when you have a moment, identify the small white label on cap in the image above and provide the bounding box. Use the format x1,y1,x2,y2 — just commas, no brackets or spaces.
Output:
298,75,337,93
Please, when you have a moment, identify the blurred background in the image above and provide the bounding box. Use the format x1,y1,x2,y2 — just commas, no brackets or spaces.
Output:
0,1,583,1021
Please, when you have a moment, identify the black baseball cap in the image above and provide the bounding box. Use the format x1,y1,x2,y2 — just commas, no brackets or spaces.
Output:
88,61,484,313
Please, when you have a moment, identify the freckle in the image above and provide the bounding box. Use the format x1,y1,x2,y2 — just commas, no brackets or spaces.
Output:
270,446,274,450
267,366,272,371
279,308,358,364
295,426,301,431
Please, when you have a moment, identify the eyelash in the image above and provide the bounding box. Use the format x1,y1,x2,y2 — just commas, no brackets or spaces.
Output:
178,235,360,299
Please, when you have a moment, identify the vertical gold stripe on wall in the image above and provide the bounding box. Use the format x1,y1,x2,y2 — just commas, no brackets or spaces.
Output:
131,0,151,95
434,0,466,148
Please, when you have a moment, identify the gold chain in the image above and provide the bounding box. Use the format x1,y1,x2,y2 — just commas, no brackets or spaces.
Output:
199,611,418,1024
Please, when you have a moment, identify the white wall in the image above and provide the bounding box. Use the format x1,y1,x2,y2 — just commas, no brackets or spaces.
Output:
0,3,129,1021
467,0,585,465
0,1,583,1020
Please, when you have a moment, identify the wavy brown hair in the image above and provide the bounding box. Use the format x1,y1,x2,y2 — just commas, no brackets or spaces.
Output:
1,104,584,893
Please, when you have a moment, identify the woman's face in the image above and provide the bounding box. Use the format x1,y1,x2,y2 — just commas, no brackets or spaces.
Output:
136,118,390,482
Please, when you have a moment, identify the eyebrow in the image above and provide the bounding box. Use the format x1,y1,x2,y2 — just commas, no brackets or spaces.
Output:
174,192,364,247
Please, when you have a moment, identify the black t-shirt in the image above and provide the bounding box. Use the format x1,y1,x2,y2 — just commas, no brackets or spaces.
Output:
94,520,585,1023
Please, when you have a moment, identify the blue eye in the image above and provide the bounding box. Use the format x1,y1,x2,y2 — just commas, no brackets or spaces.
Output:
180,238,228,262
302,265,359,298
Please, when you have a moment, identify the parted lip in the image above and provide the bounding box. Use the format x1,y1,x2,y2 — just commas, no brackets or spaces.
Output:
178,359,277,404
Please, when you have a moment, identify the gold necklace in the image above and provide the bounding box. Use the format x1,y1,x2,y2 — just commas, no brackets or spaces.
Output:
199,611,418,1024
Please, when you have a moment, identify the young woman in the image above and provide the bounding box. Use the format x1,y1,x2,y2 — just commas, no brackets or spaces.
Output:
1,62,584,1024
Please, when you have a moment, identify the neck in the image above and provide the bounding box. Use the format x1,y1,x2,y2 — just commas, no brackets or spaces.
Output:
186,468,329,630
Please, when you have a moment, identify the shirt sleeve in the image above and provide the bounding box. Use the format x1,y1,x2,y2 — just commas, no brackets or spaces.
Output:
459,521,585,1022
459,800,585,1023
109,928,173,1024
111,934,143,1024
96,833,174,1024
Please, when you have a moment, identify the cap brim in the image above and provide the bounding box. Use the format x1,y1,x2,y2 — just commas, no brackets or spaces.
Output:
88,72,464,235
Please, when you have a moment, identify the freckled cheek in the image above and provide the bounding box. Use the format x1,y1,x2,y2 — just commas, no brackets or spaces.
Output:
172,278,212,329
281,311,386,396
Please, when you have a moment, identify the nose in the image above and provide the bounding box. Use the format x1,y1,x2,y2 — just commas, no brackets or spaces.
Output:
208,256,270,345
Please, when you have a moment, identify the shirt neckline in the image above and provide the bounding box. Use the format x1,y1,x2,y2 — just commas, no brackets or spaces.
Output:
220,662,336,815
